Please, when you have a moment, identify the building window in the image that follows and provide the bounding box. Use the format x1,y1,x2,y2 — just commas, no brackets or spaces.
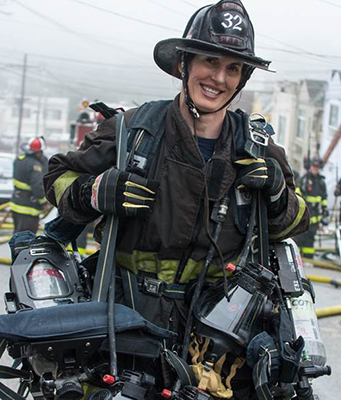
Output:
329,104,339,127
297,109,305,139
11,108,31,118
45,109,62,120
277,116,286,144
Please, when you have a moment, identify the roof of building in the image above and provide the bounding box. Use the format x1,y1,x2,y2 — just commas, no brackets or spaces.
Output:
331,70,341,81
305,79,327,107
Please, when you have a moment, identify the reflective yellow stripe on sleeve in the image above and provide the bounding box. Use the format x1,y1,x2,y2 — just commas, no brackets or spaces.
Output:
53,171,83,206
295,187,302,196
269,194,307,241
306,195,322,204
13,179,31,191
321,199,328,207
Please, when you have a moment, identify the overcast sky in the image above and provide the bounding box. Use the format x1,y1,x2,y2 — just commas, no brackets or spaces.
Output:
0,0,340,106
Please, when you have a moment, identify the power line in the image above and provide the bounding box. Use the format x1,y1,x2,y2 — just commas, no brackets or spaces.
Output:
257,44,341,60
257,33,341,66
70,0,182,33
0,61,177,98
40,68,84,97
258,33,332,60
148,0,188,17
0,62,83,95
41,65,176,92
318,0,341,9
11,0,150,63
27,52,156,69
12,0,76,34
177,0,197,8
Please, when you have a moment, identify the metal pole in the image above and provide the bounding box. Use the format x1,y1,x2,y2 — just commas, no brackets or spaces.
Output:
15,54,27,156
35,96,41,135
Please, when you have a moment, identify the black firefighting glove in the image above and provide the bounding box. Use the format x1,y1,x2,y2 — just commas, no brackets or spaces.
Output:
234,157,287,215
321,207,329,226
90,168,159,217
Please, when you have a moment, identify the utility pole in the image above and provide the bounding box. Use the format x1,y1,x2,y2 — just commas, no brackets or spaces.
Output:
35,96,41,135
15,54,27,156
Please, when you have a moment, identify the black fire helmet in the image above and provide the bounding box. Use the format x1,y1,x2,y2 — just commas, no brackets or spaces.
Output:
154,0,274,117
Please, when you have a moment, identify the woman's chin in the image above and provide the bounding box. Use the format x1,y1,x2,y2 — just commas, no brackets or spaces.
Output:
195,101,225,114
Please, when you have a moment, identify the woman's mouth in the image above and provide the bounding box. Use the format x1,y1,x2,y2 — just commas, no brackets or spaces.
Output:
200,84,222,97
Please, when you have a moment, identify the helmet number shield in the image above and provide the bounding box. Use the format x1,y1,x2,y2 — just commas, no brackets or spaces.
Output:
221,13,243,31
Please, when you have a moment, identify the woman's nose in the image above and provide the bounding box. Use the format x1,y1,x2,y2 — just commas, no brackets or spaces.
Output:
212,66,226,84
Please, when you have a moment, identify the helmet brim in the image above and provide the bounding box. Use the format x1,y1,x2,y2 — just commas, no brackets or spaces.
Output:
154,38,275,78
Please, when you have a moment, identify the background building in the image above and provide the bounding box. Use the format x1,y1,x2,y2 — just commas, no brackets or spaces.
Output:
0,95,69,153
321,70,341,208
271,79,326,175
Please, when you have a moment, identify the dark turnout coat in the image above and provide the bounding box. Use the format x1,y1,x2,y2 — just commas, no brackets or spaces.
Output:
44,97,309,284
11,153,48,217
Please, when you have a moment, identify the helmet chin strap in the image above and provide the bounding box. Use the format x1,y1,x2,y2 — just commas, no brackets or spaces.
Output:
181,53,255,120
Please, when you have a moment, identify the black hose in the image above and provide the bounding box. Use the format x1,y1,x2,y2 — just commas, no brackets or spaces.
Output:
108,265,117,377
237,193,257,269
180,195,229,361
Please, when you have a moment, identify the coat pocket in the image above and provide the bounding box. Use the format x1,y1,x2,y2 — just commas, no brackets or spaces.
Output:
144,158,205,255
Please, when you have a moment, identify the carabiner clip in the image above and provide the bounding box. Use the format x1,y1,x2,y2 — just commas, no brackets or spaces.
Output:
249,112,269,147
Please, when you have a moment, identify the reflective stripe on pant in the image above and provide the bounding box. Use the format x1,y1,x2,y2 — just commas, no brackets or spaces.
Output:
294,222,319,260
300,246,315,259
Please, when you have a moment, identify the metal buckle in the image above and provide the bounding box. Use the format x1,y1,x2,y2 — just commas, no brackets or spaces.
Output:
142,277,163,297
30,248,51,256
249,112,269,147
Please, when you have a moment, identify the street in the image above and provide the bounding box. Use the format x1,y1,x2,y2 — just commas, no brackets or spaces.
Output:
0,241,340,398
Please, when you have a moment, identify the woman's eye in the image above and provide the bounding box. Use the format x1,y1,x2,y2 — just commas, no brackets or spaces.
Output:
228,65,241,74
206,57,218,65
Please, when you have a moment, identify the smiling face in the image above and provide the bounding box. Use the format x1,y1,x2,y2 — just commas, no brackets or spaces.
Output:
184,54,243,113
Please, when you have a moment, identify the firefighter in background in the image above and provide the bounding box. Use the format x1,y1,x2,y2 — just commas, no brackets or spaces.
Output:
295,156,328,259
10,137,49,234
335,177,341,223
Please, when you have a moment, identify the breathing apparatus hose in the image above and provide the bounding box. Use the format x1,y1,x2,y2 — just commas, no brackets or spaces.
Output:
237,195,257,269
255,137,269,269
180,193,230,363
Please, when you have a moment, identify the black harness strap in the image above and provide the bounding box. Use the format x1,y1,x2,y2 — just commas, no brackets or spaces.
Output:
253,350,275,400
0,366,30,380
119,267,141,313
0,382,26,400
163,348,196,387
0,339,7,359
91,113,128,302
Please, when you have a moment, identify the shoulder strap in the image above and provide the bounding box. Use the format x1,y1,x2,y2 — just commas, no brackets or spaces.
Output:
91,100,171,173
125,100,172,172
229,108,275,159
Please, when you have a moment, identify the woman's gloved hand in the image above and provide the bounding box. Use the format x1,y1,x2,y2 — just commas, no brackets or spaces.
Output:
234,157,287,211
90,168,159,217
